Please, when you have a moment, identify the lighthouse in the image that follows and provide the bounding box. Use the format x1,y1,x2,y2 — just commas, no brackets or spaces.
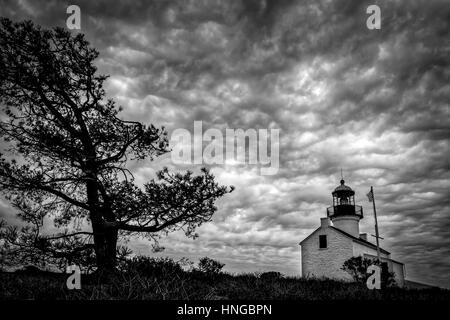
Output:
327,179,363,238
299,179,406,286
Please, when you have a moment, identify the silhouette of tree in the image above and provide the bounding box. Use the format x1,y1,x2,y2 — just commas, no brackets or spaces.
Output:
0,18,232,274
197,256,225,274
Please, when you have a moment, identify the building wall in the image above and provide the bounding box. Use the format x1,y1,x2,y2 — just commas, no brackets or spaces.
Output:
353,242,390,260
301,218,406,285
392,261,405,287
301,226,354,280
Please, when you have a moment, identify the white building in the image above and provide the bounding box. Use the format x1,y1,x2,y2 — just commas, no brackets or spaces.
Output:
299,179,406,287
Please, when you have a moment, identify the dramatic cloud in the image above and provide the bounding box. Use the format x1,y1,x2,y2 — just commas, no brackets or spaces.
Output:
0,0,449,287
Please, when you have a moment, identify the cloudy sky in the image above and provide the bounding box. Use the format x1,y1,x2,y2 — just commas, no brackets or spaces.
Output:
0,0,449,288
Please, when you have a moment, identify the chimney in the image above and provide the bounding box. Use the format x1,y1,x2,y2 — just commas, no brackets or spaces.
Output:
321,217,330,228
359,233,368,241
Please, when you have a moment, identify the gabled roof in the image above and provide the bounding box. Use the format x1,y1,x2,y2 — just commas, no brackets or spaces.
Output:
299,227,321,245
299,225,390,255
363,253,403,265
329,226,390,255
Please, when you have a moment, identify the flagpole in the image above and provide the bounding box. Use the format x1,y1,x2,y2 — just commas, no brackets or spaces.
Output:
371,186,381,262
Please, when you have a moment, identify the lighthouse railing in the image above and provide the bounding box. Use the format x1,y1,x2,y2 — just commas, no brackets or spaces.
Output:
327,205,363,219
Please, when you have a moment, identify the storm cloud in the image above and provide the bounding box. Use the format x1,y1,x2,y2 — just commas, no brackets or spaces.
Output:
0,0,449,287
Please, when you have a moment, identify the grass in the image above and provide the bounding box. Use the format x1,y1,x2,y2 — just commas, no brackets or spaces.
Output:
1,269,449,300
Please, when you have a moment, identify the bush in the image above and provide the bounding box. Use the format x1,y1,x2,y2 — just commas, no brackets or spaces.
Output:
123,256,184,277
14,265,43,275
197,257,225,274
342,256,396,288
260,271,284,280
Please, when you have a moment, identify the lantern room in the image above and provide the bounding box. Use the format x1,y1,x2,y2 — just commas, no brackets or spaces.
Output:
327,179,363,220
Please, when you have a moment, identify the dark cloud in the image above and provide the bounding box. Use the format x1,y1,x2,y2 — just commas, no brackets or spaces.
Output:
0,0,449,287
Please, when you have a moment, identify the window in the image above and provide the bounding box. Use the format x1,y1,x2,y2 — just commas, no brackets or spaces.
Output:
319,235,327,249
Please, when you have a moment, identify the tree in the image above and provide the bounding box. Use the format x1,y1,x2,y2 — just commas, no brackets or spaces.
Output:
197,257,225,274
342,256,396,288
0,18,233,274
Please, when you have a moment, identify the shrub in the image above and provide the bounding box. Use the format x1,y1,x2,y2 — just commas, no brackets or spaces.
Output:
123,256,184,277
197,257,225,274
260,271,284,280
342,256,396,288
15,265,43,275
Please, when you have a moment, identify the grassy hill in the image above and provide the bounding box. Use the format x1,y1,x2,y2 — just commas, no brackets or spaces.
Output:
1,268,448,300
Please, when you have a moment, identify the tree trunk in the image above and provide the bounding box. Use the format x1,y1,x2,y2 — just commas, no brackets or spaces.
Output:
89,222,118,282
92,224,118,275
86,177,118,277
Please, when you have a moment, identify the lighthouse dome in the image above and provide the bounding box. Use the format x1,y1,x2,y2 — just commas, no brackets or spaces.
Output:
332,179,355,196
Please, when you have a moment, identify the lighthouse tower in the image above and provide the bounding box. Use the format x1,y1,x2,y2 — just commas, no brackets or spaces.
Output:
327,179,363,237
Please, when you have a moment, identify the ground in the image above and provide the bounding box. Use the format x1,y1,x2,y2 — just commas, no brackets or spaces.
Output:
0,270,448,300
